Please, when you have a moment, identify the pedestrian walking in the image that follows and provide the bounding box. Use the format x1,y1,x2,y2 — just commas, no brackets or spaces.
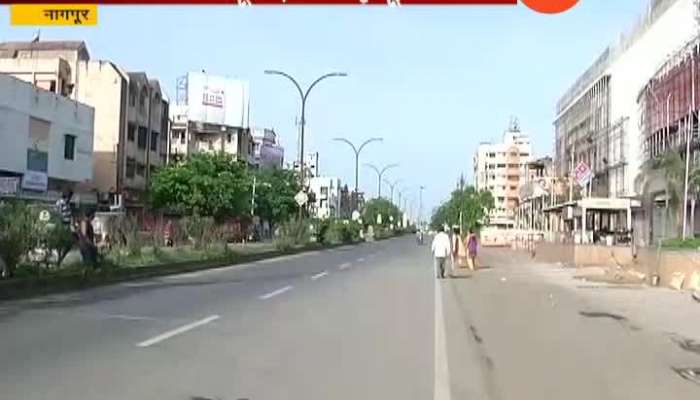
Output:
431,226,451,279
466,229,479,271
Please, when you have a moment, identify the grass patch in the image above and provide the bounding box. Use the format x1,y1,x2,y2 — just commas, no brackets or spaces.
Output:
661,238,700,250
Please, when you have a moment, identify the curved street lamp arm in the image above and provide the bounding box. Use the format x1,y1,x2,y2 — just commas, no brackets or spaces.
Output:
264,70,304,101
333,137,358,154
381,163,399,176
357,137,383,155
305,72,347,100
364,163,381,176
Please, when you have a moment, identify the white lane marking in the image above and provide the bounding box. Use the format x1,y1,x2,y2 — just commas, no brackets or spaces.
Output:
136,315,220,348
311,271,329,280
257,251,321,264
120,281,159,288
259,285,293,300
338,262,352,270
103,313,160,322
434,279,452,400
356,257,365,263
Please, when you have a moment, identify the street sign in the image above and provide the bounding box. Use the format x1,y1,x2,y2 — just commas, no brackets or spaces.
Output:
22,171,48,192
0,177,20,195
574,161,593,187
39,210,51,222
294,191,309,206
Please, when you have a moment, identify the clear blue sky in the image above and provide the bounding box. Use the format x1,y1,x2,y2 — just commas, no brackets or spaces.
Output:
0,2,646,215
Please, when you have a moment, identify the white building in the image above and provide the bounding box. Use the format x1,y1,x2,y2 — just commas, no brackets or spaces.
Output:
551,0,698,245
0,73,94,201
474,119,532,228
308,176,341,220
0,40,170,211
170,72,252,164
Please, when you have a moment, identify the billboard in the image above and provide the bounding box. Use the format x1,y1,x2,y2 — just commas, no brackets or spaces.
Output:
186,72,250,129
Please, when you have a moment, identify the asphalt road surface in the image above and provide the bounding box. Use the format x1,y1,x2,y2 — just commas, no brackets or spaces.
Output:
1,237,700,399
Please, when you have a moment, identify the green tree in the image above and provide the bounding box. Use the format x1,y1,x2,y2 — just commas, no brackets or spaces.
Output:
431,186,494,232
656,151,685,238
0,201,38,278
253,168,300,226
688,165,700,237
149,153,251,220
362,198,401,227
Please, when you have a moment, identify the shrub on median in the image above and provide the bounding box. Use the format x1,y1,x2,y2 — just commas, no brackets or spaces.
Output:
274,218,310,251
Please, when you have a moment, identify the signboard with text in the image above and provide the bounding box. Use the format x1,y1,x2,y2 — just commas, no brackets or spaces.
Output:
0,177,20,195
21,171,48,192
574,161,593,187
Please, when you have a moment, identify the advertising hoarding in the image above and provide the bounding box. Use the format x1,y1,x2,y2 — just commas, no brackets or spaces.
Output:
186,72,250,129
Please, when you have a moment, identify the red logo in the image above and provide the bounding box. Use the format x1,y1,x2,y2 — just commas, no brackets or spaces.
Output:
522,0,579,14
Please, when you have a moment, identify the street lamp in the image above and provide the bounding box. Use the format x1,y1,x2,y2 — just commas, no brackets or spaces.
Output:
419,185,425,229
333,137,383,210
264,69,347,192
365,163,398,199
383,178,402,205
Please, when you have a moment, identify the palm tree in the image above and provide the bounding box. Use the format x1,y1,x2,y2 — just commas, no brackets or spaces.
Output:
658,151,685,237
688,166,700,237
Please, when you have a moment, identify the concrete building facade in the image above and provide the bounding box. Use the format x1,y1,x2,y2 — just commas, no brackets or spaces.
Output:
0,73,94,202
170,72,252,164
549,0,698,246
0,40,170,211
474,119,533,228
308,176,341,220
250,127,284,169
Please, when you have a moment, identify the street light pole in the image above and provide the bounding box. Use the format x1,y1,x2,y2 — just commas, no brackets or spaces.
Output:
265,70,347,216
383,178,402,205
419,185,425,229
365,163,398,199
333,137,383,210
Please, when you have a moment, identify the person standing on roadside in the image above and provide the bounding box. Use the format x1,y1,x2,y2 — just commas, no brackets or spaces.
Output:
466,228,479,271
55,190,74,226
431,226,451,279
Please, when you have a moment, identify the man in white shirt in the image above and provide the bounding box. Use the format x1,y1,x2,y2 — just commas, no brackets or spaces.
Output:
431,226,452,279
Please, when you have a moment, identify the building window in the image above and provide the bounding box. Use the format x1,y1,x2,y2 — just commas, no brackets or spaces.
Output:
127,124,136,142
64,134,76,160
150,164,158,175
139,88,147,111
321,187,328,196
150,132,159,152
137,127,147,149
227,133,232,143
136,163,146,177
126,158,136,178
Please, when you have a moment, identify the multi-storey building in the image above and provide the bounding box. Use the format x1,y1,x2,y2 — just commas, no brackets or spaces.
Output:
170,72,252,164
0,40,170,212
550,0,697,245
308,176,341,220
638,34,700,242
0,74,94,203
474,119,532,228
251,127,284,169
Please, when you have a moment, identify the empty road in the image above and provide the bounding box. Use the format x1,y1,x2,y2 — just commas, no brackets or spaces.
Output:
1,237,700,399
